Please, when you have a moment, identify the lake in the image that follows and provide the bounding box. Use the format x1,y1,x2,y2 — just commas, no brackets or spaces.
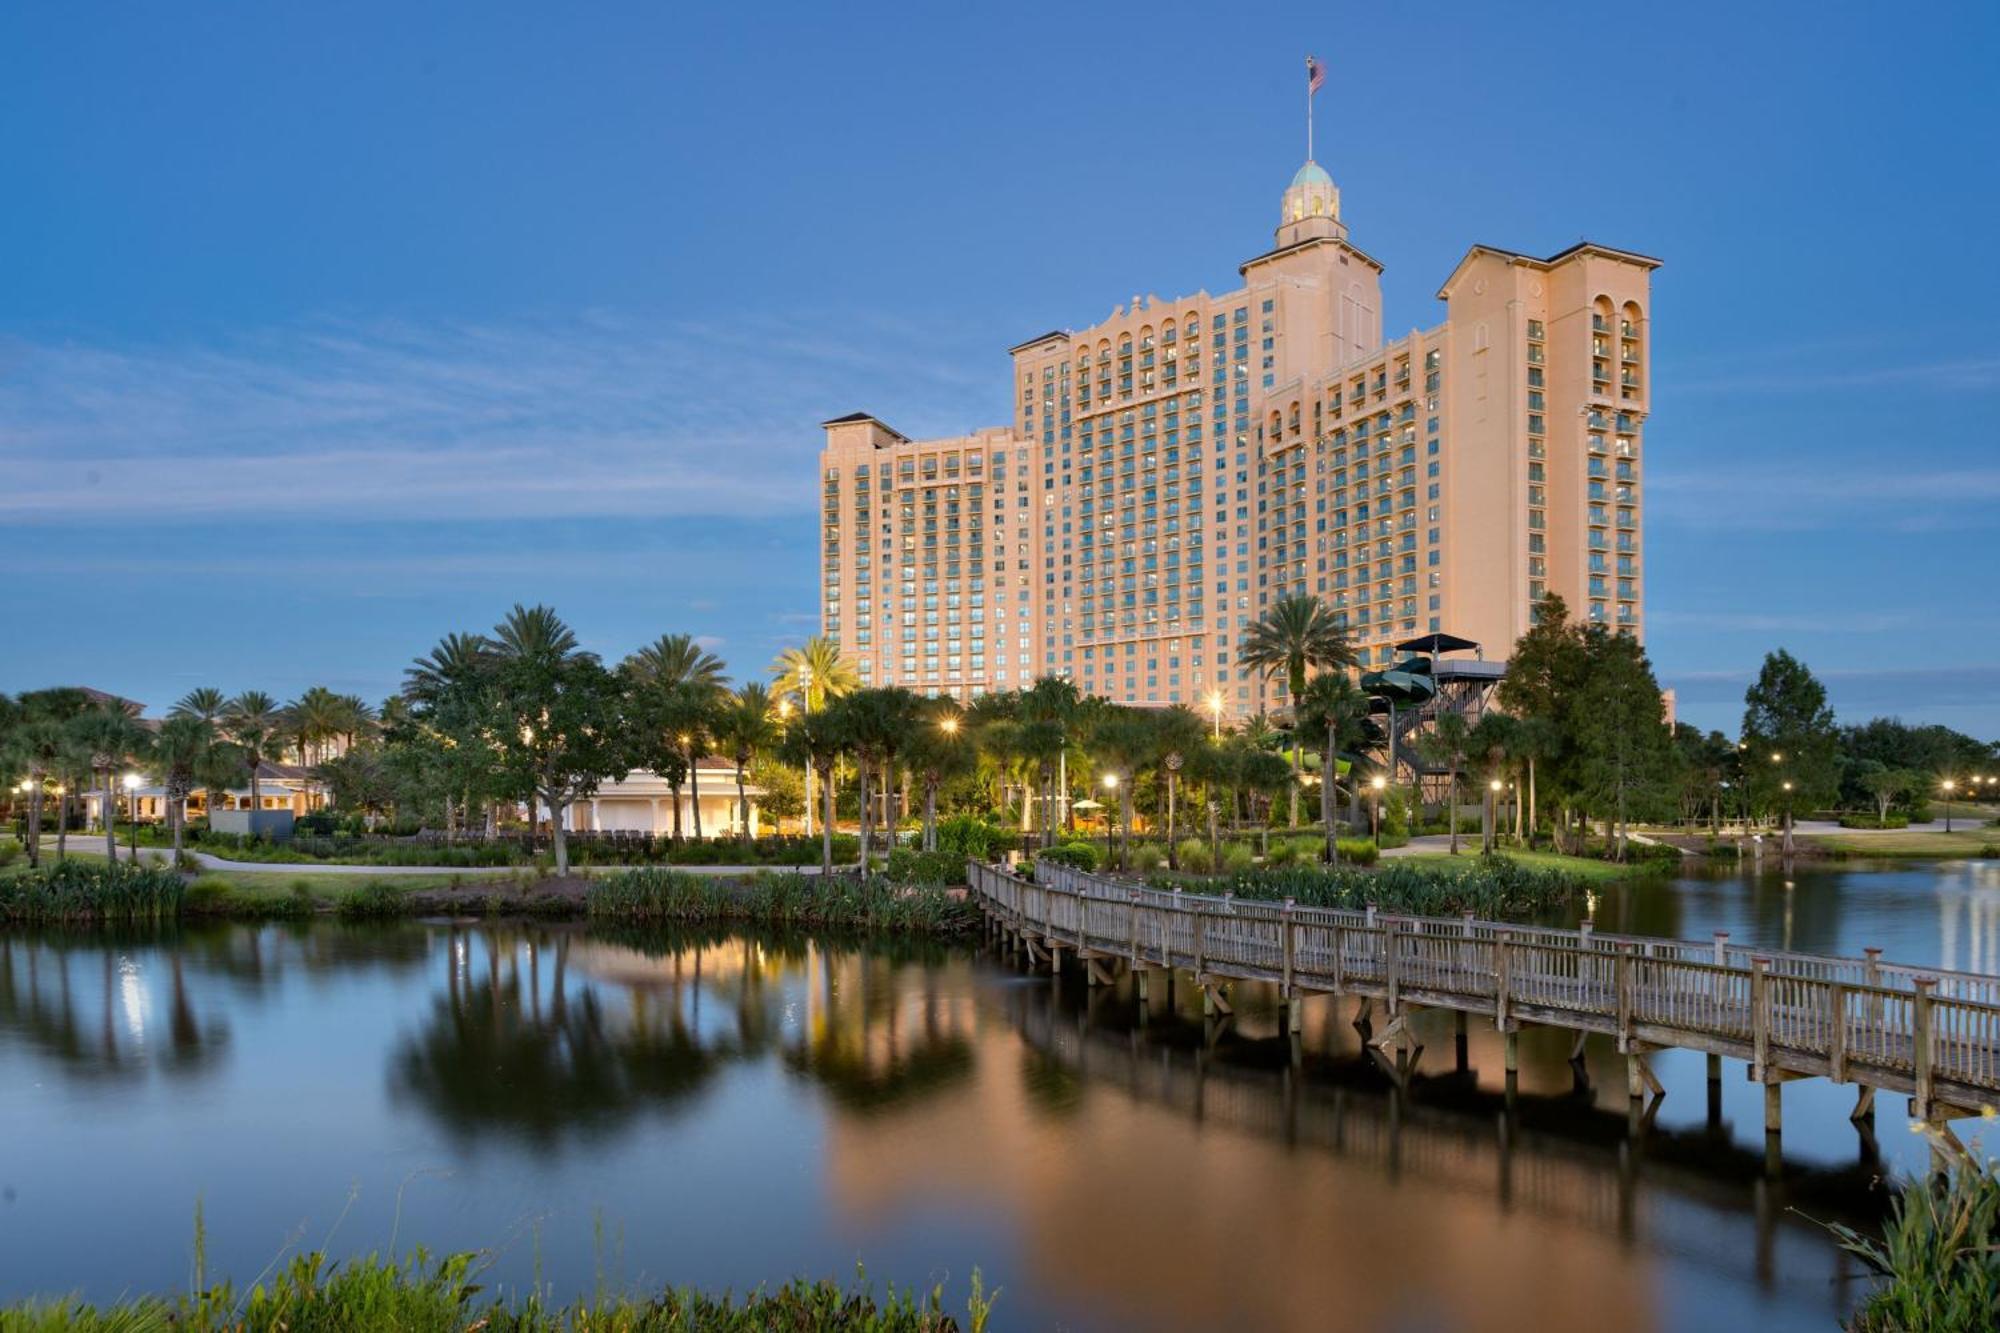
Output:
3,858,1997,1330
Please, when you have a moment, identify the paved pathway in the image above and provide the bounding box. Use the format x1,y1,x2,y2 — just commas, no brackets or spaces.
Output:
33,839,851,877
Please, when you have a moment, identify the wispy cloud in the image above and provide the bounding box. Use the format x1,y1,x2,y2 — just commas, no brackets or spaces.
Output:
1648,609,1921,635
1647,464,2000,531
0,311,996,523
1666,663,2000,716
1669,353,2000,396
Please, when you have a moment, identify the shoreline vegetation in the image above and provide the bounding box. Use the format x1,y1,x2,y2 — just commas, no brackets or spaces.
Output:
0,847,1615,930
0,1248,1000,1332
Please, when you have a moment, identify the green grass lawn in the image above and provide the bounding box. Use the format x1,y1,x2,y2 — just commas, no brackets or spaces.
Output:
1810,829,2000,859
1395,848,1659,882
201,870,496,901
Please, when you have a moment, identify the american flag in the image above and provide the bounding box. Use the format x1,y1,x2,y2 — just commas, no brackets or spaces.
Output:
1306,55,1325,94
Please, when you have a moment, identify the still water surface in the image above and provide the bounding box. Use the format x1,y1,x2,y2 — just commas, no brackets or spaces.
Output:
3,859,1998,1331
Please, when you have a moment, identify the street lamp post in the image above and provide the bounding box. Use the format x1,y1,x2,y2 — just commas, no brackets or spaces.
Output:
1206,689,1225,741
1102,773,1119,868
1781,779,1795,857
1942,778,1956,834
1370,775,1387,848
1486,778,1502,855
122,773,141,862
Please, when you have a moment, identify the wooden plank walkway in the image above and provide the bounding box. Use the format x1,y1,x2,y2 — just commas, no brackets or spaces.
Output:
967,858,2000,1126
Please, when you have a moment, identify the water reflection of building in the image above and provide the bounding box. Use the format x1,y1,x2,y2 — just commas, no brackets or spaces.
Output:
1935,863,2000,975
816,968,1878,1333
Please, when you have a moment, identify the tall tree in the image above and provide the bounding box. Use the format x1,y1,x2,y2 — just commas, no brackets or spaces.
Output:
907,701,976,853
626,633,728,694
486,605,628,876
1740,648,1841,854
624,635,728,841
1467,711,1521,853
151,716,219,860
1237,594,1355,827
716,682,778,844
1573,629,1676,860
1018,677,1083,848
71,706,147,862
780,704,850,875
170,688,229,724
1149,705,1208,869
222,691,285,814
1298,671,1371,863
770,635,858,838
9,689,92,868
1421,711,1472,856
1091,706,1161,870
403,631,501,837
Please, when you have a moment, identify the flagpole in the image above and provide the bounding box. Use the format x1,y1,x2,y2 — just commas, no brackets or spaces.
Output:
1306,59,1314,162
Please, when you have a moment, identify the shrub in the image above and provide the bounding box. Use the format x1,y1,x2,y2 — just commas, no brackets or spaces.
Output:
936,815,1002,859
1126,841,1167,872
586,869,980,933
1194,853,1580,920
1830,1155,2000,1332
1221,844,1257,874
0,843,19,868
1040,842,1101,872
1176,839,1213,874
1840,813,1910,830
335,880,407,920
0,859,184,923
183,875,239,915
1264,839,1300,867
1335,838,1380,866
885,848,966,887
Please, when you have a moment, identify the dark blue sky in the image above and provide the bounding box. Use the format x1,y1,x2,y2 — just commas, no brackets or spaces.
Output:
3,1,1996,738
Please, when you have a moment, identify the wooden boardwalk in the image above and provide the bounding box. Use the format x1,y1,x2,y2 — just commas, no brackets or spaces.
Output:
967,859,2000,1132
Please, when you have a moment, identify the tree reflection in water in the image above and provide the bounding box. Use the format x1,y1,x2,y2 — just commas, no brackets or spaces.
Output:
390,925,977,1143
0,928,229,1082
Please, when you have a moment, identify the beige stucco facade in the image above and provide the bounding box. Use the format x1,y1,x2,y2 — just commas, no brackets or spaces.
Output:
820,161,1656,717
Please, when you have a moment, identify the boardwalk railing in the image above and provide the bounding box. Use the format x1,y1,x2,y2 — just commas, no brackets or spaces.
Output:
968,858,2000,1119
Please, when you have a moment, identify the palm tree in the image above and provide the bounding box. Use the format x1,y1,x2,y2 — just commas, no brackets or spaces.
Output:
624,635,728,842
771,635,858,837
170,688,229,724
627,633,727,693
404,633,494,703
770,635,858,713
781,705,850,875
1150,706,1207,869
716,682,777,844
223,691,284,814
71,707,145,862
1019,677,1083,847
404,633,497,838
1299,671,1372,864
1423,711,1472,855
152,716,217,860
1237,594,1355,827
908,701,975,852
1512,715,1562,844
493,603,589,663
1468,712,1521,853
1091,707,1160,871
11,689,90,868
662,682,719,841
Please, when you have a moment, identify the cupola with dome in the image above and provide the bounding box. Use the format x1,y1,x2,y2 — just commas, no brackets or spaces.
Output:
1276,158,1345,247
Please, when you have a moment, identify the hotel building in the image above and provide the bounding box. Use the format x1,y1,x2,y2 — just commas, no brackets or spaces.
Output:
819,158,1656,717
